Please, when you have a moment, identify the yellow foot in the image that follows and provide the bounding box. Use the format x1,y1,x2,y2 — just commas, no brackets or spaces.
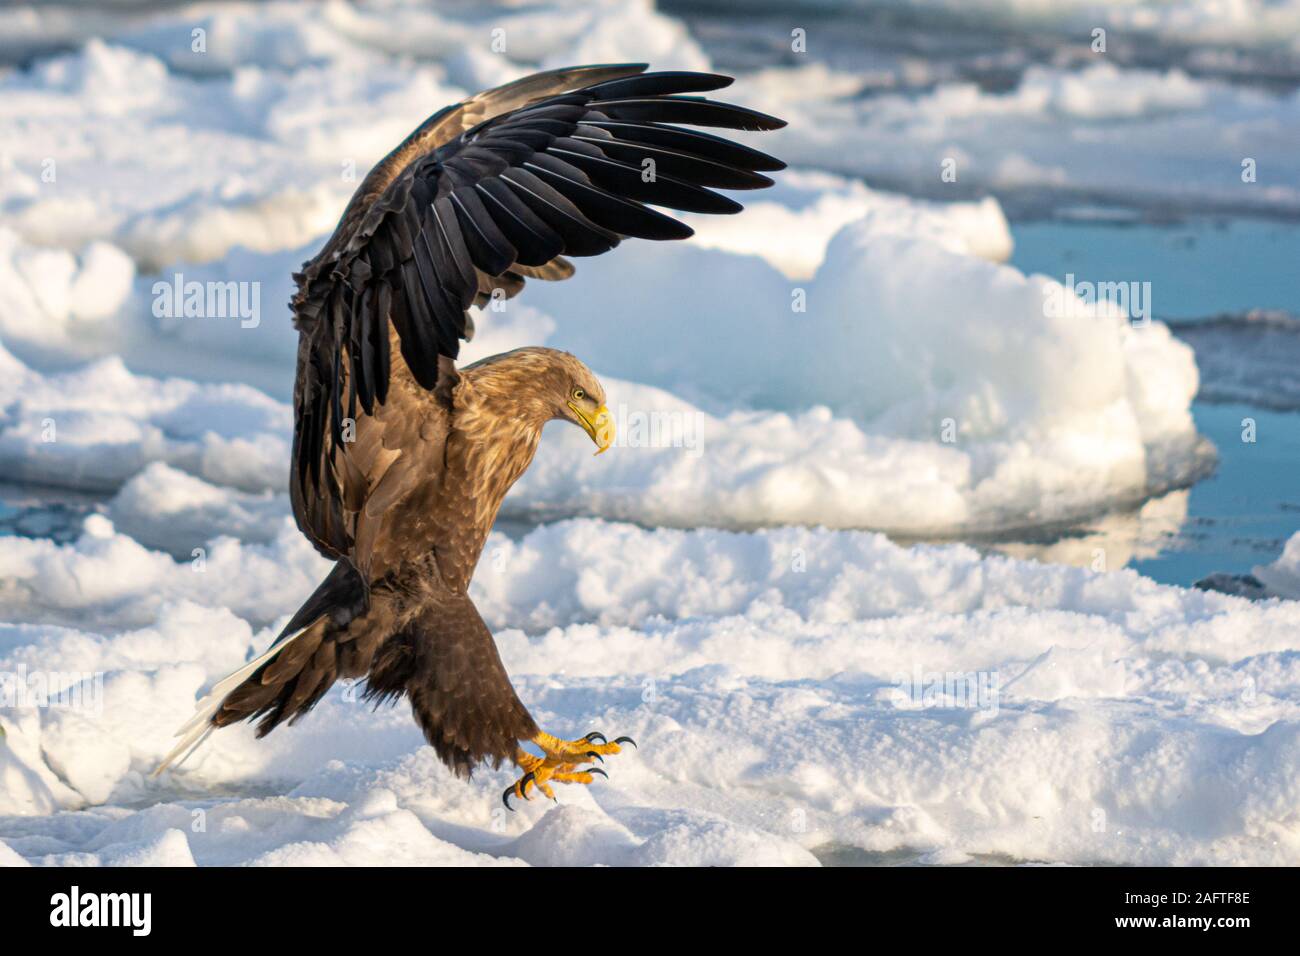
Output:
502,731,636,809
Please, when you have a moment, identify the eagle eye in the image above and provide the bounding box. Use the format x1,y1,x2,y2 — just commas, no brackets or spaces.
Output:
572,388,586,401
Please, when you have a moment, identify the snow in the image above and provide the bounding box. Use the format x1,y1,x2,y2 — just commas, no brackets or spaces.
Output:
1255,531,1300,600
0,37,453,269
742,60,1300,216
0,209,1207,534
779,0,1300,50
2,516,1299,865
0,0,1296,867
5,3,1298,264
681,170,1013,279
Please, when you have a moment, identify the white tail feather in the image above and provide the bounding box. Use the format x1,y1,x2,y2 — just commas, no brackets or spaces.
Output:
152,624,314,777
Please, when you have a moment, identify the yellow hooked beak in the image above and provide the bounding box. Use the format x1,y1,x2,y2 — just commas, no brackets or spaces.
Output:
568,402,614,455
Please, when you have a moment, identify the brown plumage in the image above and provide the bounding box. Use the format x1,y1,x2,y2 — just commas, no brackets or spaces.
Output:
156,63,784,781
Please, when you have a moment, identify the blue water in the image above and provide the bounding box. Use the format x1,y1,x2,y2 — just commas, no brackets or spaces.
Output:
1010,217,1300,588
1012,218,1300,320
1131,402,1300,586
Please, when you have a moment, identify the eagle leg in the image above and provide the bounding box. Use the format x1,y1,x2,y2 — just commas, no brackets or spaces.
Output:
502,730,636,808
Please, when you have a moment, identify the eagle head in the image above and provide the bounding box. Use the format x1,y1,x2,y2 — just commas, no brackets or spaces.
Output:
546,351,613,455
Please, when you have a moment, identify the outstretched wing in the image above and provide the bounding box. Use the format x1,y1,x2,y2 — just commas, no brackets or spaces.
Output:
289,63,785,563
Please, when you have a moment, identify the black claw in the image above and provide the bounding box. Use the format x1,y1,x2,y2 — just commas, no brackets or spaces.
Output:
502,787,516,811
614,736,638,749
588,768,608,780
584,732,607,744
585,751,604,763
520,771,536,800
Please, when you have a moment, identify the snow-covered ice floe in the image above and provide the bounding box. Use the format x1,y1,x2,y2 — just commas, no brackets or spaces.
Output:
5,0,1299,245
2,515,1299,865
0,196,1208,536
741,59,1300,217
1253,532,1300,601
767,0,1300,49
0,0,1295,867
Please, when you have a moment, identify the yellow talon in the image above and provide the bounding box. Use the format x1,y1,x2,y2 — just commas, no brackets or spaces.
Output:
550,770,602,785
501,730,634,809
